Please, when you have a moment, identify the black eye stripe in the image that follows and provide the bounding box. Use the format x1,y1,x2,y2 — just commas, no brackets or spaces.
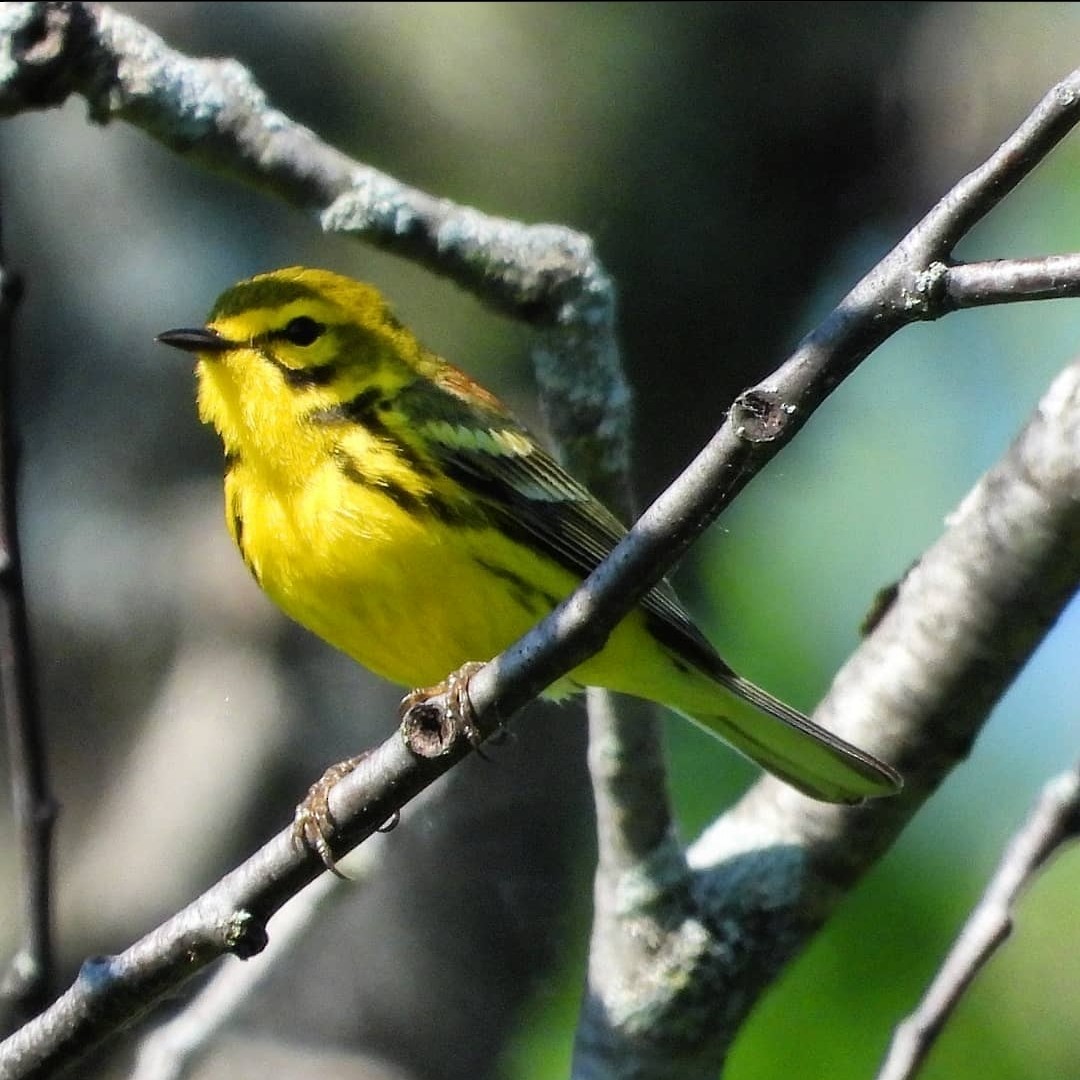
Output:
247,315,335,385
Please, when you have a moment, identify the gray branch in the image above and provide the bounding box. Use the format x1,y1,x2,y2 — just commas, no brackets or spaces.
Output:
0,5,603,314
876,764,1080,1080
573,356,1080,1078
0,189,56,1023
130,835,386,1080
0,5,1079,1079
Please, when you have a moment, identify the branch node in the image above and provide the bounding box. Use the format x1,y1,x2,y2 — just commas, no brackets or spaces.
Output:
904,260,950,318
0,1,94,113
730,388,793,444
221,910,267,960
76,954,118,992
400,661,487,757
401,698,457,758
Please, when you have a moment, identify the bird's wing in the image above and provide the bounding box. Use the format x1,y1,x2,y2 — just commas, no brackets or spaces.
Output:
400,369,730,677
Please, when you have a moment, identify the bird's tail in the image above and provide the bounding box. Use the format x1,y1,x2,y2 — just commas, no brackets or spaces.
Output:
685,672,902,804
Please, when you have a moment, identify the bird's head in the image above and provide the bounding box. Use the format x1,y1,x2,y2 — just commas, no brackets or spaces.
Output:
157,267,421,465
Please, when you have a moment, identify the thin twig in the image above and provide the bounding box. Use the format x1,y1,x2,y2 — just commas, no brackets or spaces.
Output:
943,253,1080,307
463,67,1080,736
0,9,1078,1078
876,764,1080,1080
130,863,351,1080
576,354,1080,1078
0,2,609,323
0,186,56,1027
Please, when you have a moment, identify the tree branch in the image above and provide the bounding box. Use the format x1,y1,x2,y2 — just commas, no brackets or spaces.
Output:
0,6,667,944
0,730,440,1078
572,354,1080,1077
876,763,1080,1080
941,254,1080,307
1,7,1080,1078
0,185,56,1027
0,2,612,321
130,840,380,1080
0,0,633,510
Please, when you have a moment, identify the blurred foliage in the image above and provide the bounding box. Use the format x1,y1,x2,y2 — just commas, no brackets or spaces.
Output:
0,3,1078,1079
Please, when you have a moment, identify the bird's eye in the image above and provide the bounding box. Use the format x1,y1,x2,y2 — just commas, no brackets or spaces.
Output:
281,316,324,346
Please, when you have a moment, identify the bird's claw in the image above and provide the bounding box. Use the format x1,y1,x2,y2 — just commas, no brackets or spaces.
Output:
292,751,398,876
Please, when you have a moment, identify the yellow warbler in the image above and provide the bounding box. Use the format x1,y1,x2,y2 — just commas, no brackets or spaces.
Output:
158,267,901,804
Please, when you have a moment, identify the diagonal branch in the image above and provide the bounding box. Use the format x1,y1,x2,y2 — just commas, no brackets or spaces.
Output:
0,0,667,932
1,6,1080,1078
0,2,609,323
130,833,385,1080
4,347,1078,1078
573,354,1080,1078
876,763,1080,1080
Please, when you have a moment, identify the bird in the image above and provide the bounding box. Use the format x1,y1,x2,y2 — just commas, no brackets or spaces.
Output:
157,266,901,822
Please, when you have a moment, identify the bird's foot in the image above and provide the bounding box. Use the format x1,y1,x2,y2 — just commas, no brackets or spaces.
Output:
292,751,399,876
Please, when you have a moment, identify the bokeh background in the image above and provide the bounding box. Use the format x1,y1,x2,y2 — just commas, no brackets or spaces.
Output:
1,3,1077,1078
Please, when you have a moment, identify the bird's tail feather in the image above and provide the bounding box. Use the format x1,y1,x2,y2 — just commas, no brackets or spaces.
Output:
685,673,901,804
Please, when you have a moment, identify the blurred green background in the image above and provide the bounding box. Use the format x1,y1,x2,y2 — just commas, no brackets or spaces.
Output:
0,3,1077,1078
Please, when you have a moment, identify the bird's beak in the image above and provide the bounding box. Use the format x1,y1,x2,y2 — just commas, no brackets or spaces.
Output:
156,327,234,354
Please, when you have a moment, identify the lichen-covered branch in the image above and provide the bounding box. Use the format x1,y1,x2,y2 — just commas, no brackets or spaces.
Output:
572,357,1080,1078
0,0,633,528
1,5,1080,1079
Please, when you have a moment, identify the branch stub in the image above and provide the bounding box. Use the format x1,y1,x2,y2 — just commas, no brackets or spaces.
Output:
730,388,793,444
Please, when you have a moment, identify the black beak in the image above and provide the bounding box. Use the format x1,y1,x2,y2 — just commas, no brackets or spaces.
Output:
156,327,234,354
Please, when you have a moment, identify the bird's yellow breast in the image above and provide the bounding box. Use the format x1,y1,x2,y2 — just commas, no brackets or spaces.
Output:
225,456,582,689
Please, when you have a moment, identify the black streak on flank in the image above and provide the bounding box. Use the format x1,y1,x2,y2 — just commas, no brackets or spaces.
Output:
277,359,339,388
230,491,260,584
230,491,245,549
472,557,560,616
311,390,434,478
330,445,425,517
330,446,478,526
330,445,371,486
